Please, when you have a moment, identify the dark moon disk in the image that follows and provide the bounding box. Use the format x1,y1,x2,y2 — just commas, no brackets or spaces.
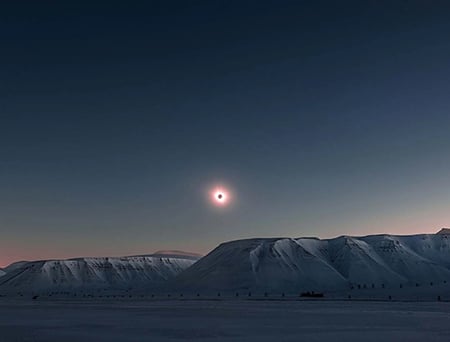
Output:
211,187,229,206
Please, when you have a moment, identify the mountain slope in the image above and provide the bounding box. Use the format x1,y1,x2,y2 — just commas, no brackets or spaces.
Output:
0,253,199,294
361,235,450,284
326,236,406,285
3,261,28,274
175,232,450,293
437,228,450,235
175,238,348,292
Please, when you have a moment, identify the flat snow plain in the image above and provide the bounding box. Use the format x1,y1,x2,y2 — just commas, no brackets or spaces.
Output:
1,299,450,342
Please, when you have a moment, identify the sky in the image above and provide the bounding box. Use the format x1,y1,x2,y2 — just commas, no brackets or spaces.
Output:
2,1,450,266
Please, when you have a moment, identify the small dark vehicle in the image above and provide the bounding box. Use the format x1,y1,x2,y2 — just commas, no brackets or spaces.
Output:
300,291,324,298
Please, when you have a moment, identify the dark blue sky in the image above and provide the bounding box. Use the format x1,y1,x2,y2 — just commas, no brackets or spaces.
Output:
2,1,450,265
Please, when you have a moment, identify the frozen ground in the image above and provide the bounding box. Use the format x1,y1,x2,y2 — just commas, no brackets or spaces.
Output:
1,299,450,342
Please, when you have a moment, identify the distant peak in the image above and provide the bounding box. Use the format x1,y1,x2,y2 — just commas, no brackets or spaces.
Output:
437,228,450,235
152,250,203,259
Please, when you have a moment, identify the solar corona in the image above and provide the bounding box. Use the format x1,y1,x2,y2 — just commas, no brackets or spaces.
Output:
211,187,229,206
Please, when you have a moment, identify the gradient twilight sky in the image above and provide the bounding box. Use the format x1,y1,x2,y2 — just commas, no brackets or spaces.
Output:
2,1,450,266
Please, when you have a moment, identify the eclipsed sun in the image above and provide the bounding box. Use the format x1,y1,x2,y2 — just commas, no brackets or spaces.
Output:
210,187,230,206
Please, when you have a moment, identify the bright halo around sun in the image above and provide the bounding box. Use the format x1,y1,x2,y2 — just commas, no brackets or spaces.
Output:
210,187,230,206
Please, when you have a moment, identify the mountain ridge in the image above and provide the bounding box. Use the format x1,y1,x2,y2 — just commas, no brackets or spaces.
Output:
174,232,450,292
0,253,199,294
2,231,450,296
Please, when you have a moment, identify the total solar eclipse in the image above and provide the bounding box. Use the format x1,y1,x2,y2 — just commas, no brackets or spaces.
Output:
215,191,226,203
210,187,230,206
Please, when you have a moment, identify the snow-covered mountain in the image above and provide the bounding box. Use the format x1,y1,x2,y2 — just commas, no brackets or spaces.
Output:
437,228,450,235
175,232,450,293
0,252,199,294
3,231,450,296
0,268,5,277
128,250,202,260
2,261,28,274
